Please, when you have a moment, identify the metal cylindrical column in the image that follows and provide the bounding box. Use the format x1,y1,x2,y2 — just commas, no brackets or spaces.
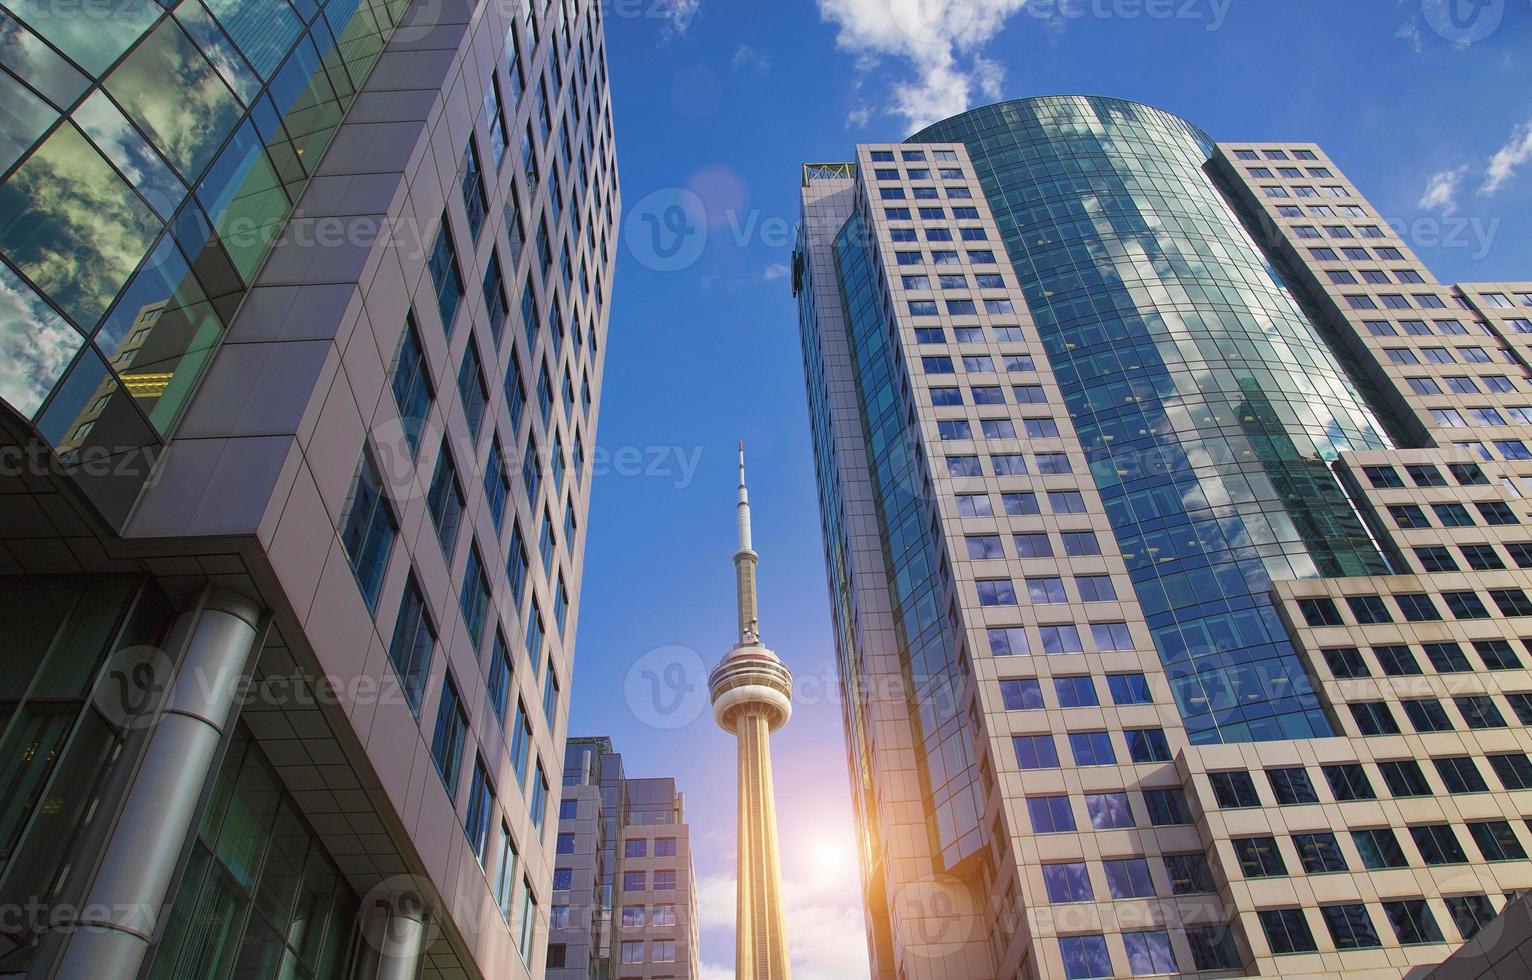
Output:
52,590,263,980
351,895,429,980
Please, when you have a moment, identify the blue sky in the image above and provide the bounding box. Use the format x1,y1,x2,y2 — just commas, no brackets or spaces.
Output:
569,2,1532,976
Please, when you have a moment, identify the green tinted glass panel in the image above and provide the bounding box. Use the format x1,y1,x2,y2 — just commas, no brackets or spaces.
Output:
72,90,186,220
173,0,261,105
205,0,302,79
0,12,91,108
0,122,160,331
0,70,56,173
104,17,243,183
4,0,160,76
197,120,290,281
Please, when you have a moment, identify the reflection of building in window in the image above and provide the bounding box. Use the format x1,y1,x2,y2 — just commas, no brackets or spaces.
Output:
55,299,167,463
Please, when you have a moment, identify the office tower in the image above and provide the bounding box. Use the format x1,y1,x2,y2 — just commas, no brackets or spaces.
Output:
0,0,618,977
794,95,1532,979
708,448,794,980
551,738,700,980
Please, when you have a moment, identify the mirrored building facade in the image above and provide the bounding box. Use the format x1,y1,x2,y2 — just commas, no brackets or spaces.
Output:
796,96,1532,979
0,1,620,978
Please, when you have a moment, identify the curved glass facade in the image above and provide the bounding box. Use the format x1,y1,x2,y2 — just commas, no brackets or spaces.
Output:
0,0,410,522
914,97,1397,742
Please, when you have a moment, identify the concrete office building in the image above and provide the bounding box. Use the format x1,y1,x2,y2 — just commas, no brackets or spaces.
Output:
0,0,618,978
794,95,1532,979
550,738,700,980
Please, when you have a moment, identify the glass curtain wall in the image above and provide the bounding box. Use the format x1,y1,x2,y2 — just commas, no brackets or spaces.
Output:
0,0,411,523
914,97,1398,742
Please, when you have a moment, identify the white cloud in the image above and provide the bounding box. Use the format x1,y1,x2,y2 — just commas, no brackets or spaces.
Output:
1419,165,1467,213
1395,20,1424,53
761,262,790,281
816,0,1031,131
695,873,870,980
654,0,700,36
731,44,771,73
845,104,873,129
1481,120,1532,195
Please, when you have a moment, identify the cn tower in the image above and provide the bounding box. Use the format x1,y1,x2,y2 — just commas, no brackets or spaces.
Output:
708,444,793,980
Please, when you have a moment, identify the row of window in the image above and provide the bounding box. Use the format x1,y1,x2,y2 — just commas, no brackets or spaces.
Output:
878,186,976,202
883,204,978,220
1410,541,1532,573
1308,244,1410,262
1257,895,1498,957
1024,787,1191,835
1298,585,1532,628
924,354,1035,377
1233,148,1322,162
620,869,679,891
890,226,990,244
930,383,1049,405
1347,693,1526,736
1480,292,1532,309
1055,926,1235,979
1362,317,1491,338
1248,165,1336,180
909,298,1016,316
918,325,1030,346
1012,728,1173,769
941,416,1057,442
1349,291,1459,311
617,940,677,964
624,836,678,858
1384,343,1514,364
902,272,1007,291
982,595,1124,657
1231,819,1532,882
1279,203,1369,219
998,672,1153,711
1263,184,1350,200
1326,266,1425,285
945,452,1073,478
1208,754,1532,808
956,489,1086,516
978,576,1123,611
1321,639,1531,678
1362,460,1488,489
894,248,999,266
875,166,968,182
869,148,963,163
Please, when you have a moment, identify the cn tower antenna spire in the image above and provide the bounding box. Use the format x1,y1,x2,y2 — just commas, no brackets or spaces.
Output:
735,441,760,645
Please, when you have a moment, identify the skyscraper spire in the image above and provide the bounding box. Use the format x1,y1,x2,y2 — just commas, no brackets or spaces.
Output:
735,441,761,646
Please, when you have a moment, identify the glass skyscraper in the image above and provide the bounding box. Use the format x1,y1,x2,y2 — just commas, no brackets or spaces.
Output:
796,96,1532,979
0,1,619,978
